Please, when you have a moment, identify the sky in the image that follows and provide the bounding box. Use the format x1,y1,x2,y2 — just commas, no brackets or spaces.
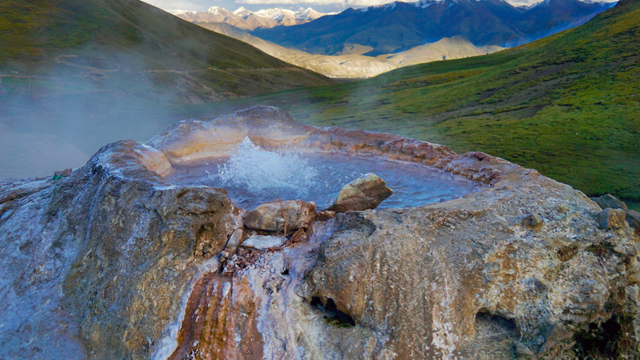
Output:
141,0,554,15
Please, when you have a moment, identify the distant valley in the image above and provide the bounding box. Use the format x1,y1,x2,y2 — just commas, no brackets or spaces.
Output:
199,22,503,77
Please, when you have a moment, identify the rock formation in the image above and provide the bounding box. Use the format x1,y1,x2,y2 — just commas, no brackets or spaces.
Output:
245,200,316,232
1,105,639,359
327,173,393,213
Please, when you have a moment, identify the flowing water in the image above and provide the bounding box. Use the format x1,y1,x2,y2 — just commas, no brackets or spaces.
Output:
166,138,485,210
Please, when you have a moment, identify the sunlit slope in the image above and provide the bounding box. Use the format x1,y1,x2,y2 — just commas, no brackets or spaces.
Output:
0,0,333,102
199,23,503,78
216,0,639,204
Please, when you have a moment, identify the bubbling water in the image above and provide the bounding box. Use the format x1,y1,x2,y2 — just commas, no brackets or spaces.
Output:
167,138,486,210
215,137,318,196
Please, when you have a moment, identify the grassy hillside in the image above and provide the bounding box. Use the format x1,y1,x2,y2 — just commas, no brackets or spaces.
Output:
0,0,333,102
196,0,640,205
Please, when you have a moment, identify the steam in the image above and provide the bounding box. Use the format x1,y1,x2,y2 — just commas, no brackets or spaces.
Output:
0,41,240,180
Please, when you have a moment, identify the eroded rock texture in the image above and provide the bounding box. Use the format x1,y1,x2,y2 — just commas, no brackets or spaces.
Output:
1,106,639,359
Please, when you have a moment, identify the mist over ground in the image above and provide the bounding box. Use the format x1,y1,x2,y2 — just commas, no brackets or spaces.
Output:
0,73,253,179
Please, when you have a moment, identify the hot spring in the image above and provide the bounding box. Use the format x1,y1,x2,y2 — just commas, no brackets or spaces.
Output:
166,137,486,210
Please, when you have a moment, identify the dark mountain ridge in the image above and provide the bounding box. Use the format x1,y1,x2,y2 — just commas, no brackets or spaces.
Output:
252,0,616,56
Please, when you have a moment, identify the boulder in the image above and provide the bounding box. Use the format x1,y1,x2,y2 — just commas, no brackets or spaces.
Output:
244,200,316,232
327,173,393,213
627,210,640,229
595,208,629,229
593,193,629,210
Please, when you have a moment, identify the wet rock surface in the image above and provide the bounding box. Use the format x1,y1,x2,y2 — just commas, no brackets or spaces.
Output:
245,200,316,232
1,106,639,359
327,173,393,213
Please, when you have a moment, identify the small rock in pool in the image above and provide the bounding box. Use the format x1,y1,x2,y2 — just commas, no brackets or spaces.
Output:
245,200,316,232
240,235,284,249
327,173,393,213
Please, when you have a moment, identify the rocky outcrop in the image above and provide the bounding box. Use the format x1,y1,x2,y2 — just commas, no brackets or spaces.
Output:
1,105,639,359
327,173,393,213
0,141,238,359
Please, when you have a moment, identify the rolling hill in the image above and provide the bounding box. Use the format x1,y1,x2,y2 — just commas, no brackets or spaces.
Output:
252,0,615,56
203,0,640,208
0,0,333,103
0,0,332,179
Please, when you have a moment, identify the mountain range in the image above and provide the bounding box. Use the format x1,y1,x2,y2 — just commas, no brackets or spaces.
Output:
252,0,616,56
176,6,331,31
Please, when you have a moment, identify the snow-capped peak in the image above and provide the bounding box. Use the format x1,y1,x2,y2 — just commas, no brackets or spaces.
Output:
383,2,397,10
206,6,222,15
411,0,436,8
534,0,552,7
254,8,285,21
294,7,317,20
233,6,253,17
